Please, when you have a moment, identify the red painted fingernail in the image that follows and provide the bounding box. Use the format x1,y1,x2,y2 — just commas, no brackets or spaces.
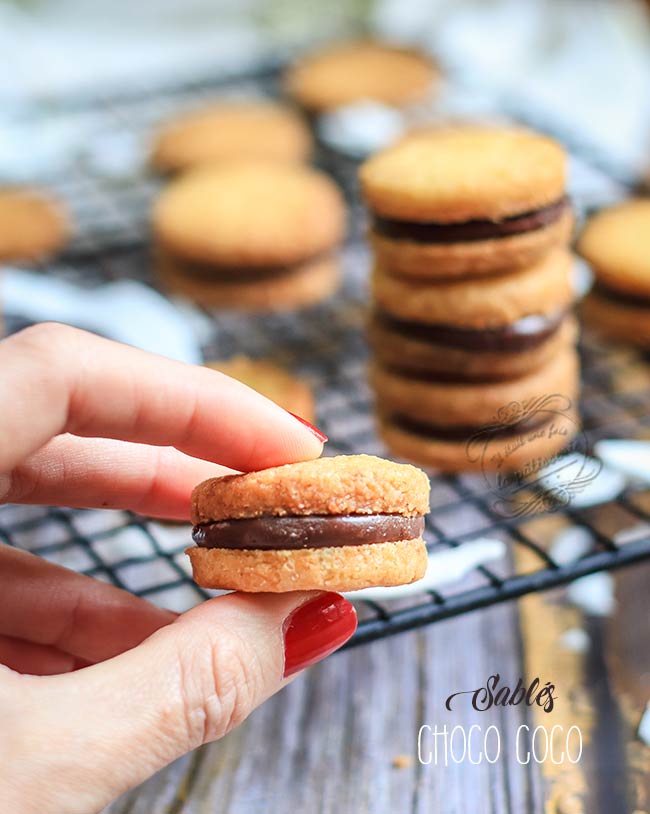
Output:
283,592,357,677
287,412,328,443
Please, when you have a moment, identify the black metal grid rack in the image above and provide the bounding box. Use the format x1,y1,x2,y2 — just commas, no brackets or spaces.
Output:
2,65,650,648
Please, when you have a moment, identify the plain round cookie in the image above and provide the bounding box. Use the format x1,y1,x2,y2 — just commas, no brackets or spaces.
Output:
186,538,427,592
581,292,650,349
284,40,437,112
359,127,567,223
0,188,70,262
191,454,430,524
370,207,573,279
378,410,579,473
371,347,579,428
158,252,340,311
370,313,578,381
153,161,345,266
577,199,650,297
205,356,315,421
150,101,312,172
372,248,575,327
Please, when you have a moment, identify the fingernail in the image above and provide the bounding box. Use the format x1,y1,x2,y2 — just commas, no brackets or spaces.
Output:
287,412,328,443
283,592,357,677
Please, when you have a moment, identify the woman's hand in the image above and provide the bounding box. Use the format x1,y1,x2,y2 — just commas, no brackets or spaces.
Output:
0,323,356,814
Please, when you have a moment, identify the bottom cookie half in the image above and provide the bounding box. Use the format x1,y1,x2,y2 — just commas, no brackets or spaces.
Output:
158,252,340,311
186,537,427,592
378,409,579,473
581,291,650,349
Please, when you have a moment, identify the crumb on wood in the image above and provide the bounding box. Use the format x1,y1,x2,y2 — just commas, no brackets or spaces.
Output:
392,754,413,770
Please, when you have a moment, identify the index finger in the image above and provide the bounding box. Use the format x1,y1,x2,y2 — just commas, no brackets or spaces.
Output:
0,323,325,474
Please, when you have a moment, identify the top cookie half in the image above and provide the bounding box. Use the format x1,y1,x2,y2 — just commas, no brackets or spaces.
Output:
578,199,650,298
191,454,430,524
150,101,312,173
359,127,567,224
153,161,345,267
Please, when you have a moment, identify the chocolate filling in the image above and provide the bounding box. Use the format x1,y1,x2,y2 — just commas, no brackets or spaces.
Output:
593,282,650,309
192,513,424,550
390,413,550,442
374,309,566,353
162,250,325,284
372,197,568,244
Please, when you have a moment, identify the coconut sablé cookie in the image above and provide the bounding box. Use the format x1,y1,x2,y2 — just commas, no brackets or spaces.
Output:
150,101,312,173
578,199,650,348
205,356,315,424
360,127,572,278
187,455,430,592
0,188,70,263
153,161,345,311
283,40,439,113
370,248,576,381
373,348,580,473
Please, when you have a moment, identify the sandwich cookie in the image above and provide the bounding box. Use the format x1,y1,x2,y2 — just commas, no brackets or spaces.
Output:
0,188,70,263
360,127,571,278
153,161,345,310
284,40,438,113
370,248,576,380
187,454,430,592
205,356,315,423
578,199,650,348
375,353,579,473
150,101,312,173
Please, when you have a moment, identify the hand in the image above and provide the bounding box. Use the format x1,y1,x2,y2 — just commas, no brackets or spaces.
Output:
0,324,357,814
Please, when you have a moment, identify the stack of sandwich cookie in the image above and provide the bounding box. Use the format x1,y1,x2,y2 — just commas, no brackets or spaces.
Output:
361,128,572,278
578,199,650,349
153,161,345,311
187,454,430,592
360,126,580,471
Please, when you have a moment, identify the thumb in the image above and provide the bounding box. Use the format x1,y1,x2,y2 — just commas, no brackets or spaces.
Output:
14,591,356,814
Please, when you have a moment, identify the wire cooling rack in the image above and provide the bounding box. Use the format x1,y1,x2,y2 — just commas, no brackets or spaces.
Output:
2,65,650,647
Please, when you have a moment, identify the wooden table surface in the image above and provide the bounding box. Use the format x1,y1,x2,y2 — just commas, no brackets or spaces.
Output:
105,558,650,814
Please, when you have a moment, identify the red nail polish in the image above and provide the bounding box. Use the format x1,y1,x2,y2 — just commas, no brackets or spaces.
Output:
283,592,357,677
287,412,328,443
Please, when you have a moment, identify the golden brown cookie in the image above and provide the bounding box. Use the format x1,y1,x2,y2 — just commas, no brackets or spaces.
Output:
359,127,567,224
577,199,650,297
372,248,575,328
580,291,650,349
284,40,438,112
153,162,345,310
150,101,312,172
377,408,579,473
371,346,579,429
205,356,315,421
369,206,573,279
154,162,345,266
188,454,430,592
158,252,340,311
187,539,426,593
369,312,578,381
0,188,70,263
577,200,650,348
